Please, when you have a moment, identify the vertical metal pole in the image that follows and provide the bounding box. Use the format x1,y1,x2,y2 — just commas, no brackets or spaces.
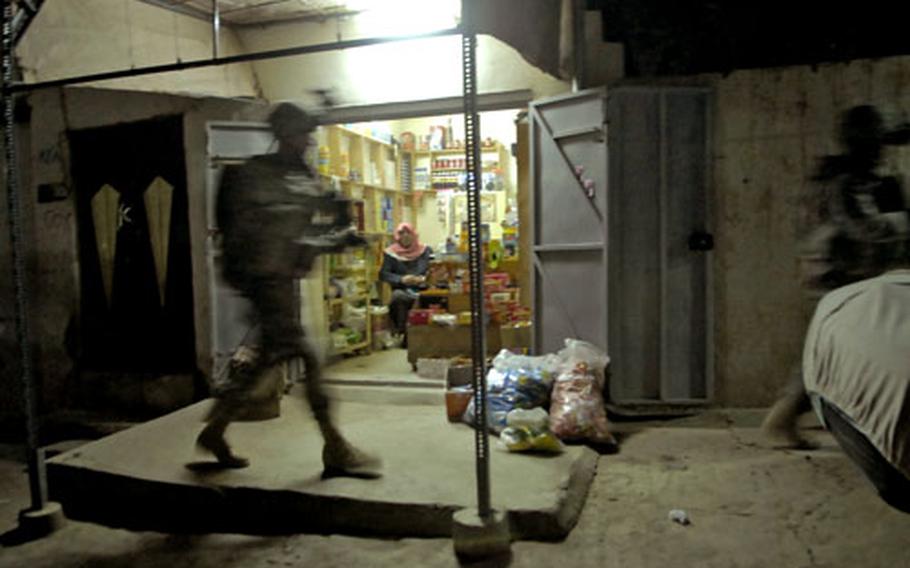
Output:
461,24,490,517
212,0,220,59
2,0,47,510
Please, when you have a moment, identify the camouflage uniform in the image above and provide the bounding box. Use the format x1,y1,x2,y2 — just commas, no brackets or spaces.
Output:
212,154,338,425
201,151,372,471
800,164,907,295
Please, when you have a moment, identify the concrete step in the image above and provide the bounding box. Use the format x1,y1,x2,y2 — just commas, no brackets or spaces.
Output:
324,384,444,406
46,397,598,541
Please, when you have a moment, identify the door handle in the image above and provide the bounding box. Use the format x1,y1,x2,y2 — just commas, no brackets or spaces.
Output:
688,231,714,252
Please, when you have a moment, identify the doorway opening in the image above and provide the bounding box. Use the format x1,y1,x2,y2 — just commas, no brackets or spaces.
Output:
69,115,197,411
311,108,531,386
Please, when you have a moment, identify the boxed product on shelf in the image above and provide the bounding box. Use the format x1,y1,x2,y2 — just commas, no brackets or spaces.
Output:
430,313,457,327
407,307,443,326
414,166,430,190
483,272,510,291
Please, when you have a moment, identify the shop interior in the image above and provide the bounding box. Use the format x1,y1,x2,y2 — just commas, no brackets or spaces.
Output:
305,108,531,380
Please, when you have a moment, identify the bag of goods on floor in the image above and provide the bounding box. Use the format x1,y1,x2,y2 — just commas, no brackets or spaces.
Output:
461,339,616,451
548,339,617,447
462,350,561,434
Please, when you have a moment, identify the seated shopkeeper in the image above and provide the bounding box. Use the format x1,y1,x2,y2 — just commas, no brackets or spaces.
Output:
378,223,433,346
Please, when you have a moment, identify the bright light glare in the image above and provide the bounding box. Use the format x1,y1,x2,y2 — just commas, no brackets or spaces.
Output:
345,0,461,36
343,35,462,103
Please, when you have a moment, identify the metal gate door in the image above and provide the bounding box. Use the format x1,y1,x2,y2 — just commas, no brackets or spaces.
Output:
529,89,609,356
205,121,276,380
530,87,712,410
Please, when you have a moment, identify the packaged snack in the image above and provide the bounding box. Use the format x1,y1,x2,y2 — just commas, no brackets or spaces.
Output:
549,339,616,445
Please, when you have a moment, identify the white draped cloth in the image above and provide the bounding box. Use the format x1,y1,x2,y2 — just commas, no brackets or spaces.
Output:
803,270,910,480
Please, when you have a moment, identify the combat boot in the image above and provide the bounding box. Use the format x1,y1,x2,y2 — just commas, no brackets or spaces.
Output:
196,424,250,468
321,434,383,479
196,398,250,468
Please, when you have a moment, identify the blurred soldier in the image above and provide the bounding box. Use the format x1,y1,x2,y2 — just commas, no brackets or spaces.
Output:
762,105,910,448
196,102,381,477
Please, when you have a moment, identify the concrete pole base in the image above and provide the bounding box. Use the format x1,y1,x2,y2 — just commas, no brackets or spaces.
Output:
18,502,66,538
452,508,511,560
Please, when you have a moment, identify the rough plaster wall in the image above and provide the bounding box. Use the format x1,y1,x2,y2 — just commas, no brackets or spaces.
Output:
17,0,259,98
234,18,569,106
22,87,260,412
712,56,910,407
22,89,75,413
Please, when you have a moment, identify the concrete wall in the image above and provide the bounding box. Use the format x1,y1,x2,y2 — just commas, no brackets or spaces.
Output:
17,0,259,98
18,87,262,413
709,56,910,406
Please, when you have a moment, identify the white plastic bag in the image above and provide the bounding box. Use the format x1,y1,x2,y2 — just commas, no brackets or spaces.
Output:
463,349,559,433
557,339,610,386
499,408,564,454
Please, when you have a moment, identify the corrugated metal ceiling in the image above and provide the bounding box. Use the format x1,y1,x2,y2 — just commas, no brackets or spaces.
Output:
139,0,353,25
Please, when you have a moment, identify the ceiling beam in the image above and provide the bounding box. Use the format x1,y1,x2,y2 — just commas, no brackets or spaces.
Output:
7,26,462,93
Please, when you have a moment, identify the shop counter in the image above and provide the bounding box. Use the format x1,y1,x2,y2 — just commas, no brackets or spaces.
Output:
406,323,531,366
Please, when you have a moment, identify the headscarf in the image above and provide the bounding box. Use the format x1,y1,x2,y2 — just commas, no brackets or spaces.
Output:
385,222,427,261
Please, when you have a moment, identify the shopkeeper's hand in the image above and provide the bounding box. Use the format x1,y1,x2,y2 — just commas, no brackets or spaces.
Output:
402,274,426,286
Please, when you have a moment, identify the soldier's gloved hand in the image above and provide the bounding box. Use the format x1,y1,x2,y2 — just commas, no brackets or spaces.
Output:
339,228,368,248
327,192,353,227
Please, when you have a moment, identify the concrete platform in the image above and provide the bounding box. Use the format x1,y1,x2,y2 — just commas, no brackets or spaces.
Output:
321,348,445,405
46,394,597,541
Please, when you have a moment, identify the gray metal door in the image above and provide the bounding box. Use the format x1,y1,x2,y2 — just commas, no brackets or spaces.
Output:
607,86,712,409
205,121,276,380
529,89,609,356
530,86,712,411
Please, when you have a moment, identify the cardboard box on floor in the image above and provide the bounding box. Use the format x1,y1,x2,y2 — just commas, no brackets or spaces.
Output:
406,323,531,366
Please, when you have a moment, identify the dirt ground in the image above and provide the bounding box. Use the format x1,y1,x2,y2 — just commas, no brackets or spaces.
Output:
1,412,909,568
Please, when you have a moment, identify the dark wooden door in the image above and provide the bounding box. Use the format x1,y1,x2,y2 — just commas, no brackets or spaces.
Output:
70,115,195,373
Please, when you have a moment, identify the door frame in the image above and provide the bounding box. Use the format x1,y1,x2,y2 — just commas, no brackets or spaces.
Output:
528,85,715,412
68,114,197,374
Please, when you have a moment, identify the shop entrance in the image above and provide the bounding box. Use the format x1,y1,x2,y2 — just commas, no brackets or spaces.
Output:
315,108,529,382
205,105,530,385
